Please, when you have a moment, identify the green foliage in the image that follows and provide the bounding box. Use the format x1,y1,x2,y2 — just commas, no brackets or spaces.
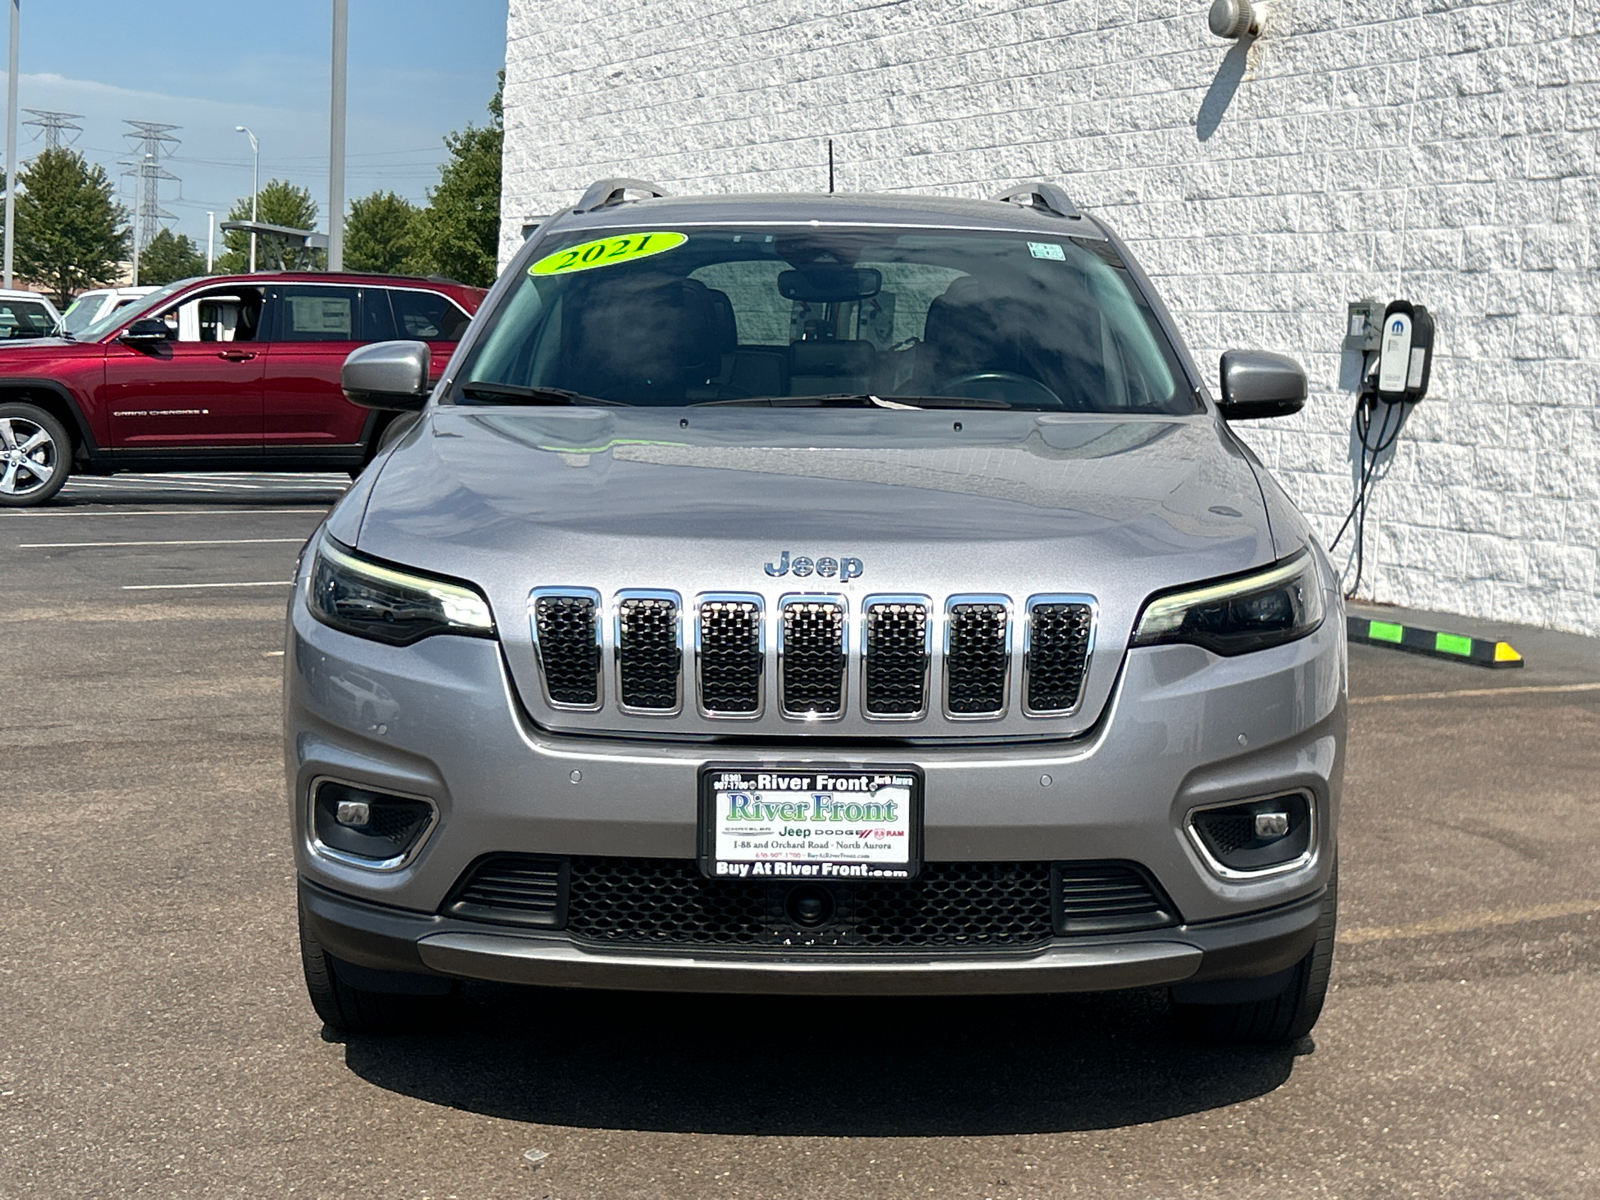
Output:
344,190,419,275
9,148,130,306
214,179,323,273
136,228,206,286
408,71,503,287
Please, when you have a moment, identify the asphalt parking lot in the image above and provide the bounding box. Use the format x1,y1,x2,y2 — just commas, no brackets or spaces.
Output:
3,475,1598,1199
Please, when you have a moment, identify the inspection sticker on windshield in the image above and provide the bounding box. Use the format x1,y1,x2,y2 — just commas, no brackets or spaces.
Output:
699,766,922,880
1028,241,1066,261
529,231,688,276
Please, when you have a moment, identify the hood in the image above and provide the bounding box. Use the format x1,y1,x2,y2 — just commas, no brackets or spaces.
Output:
348,406,1277,739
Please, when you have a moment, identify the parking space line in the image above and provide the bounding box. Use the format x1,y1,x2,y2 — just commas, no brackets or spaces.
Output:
19,538,307,548
1352,682,1600,705
1338,898,1600,945
4,508,329,517
121,581,294,590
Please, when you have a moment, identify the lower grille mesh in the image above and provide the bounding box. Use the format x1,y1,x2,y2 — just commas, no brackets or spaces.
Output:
443,856,1179,946
780,601,845,716
946,602,1010,714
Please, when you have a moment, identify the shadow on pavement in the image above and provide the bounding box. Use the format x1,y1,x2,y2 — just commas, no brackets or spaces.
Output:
339,984,1303,1136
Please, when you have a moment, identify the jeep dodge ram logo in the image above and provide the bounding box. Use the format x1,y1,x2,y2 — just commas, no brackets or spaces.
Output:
764,551,863,580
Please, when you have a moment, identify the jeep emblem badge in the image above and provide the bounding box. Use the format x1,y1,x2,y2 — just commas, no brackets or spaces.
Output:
764,550,862,580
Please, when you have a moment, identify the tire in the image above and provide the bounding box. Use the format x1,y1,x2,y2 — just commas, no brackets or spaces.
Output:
1174,861,1338,1044
298,900,455,1034
0,402,71,507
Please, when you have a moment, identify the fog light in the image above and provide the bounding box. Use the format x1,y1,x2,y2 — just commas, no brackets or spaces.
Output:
312,781,434,867
1189,793,1312,875
1254,811,1289,839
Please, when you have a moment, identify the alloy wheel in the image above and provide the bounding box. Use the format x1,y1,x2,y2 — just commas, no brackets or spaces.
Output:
0,415,58,497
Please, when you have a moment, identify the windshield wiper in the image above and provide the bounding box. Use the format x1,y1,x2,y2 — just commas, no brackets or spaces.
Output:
692,393,1012,410
457,382,623,407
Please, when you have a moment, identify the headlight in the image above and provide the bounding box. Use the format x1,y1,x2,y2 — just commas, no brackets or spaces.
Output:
307,534,494,646
1130,551,1324,656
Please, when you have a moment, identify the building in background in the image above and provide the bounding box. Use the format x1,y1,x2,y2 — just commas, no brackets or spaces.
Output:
499,0,1600,637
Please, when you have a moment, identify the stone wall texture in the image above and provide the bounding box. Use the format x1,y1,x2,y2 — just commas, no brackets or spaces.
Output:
501,0,1600,636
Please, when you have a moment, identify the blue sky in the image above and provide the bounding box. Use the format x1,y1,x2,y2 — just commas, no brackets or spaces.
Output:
10,0,508,248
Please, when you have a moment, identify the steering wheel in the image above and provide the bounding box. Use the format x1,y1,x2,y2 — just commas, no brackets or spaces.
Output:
932,371,1067,410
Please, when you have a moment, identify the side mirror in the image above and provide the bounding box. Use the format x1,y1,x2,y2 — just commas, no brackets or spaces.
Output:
119,317,173,345
1216,350,1307,420
342,340,431,411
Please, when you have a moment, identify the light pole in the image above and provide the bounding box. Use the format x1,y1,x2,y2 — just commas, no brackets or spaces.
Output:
328,0,347,271
234,124,258,273
4,0,19,291
205,210,214,272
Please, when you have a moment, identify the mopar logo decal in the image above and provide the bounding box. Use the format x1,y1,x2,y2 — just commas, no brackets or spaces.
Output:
764,550,863,580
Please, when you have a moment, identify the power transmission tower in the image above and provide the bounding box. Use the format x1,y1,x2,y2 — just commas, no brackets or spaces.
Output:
22,109,83,150
119,120,181,257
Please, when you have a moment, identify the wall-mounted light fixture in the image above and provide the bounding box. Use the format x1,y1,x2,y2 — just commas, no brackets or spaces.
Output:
1208,0,1262,39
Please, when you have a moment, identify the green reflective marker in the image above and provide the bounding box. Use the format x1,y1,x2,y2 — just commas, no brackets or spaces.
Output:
1435,632,1473,656
1368,620,1403,644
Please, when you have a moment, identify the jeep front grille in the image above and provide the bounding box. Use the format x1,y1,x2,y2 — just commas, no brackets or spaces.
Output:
696,596,763,716
531,589,601,708
945,597,1011,716
1024,598,1094,715
616,593,681,712
862,598,930,717
779,598,846,717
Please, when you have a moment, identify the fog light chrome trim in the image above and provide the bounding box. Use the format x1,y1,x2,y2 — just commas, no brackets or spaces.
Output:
1184,789,1317,881
306,775,439,872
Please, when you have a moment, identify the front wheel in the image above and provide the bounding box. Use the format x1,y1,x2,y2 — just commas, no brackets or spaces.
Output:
298,900,456,1034
0,403,71,507
1173,861,1338,1044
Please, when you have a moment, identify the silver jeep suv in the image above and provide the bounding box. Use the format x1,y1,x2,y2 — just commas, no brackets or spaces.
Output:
288,180,1343,1043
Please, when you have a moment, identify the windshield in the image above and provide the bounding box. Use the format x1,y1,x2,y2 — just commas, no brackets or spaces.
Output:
75,279,194,341
59,293,108,336
456,225,1195,413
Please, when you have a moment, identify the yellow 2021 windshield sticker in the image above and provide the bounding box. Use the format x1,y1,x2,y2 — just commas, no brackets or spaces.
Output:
529,231,687,276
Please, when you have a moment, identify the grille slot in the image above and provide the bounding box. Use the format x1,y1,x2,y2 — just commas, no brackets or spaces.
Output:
1053,862,1176,934
531,590,601,708
616,593,681,712
696,597,763,715
444,855,568,928
1025,599,1094,714
779,598,846,717
945,598,1011,716
863,598,930,717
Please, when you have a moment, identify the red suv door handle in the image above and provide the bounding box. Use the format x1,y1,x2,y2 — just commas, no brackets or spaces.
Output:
216,349,256,361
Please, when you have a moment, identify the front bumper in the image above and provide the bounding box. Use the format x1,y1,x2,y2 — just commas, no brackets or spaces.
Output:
301,877,1326,996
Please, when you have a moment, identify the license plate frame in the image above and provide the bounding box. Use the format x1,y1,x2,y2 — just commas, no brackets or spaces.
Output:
698,763,924,881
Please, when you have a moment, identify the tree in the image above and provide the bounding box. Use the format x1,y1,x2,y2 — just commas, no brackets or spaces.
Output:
9,148,130,306
344,190,418,275
214,179,323,273
408,72,503,286
136,228,206,286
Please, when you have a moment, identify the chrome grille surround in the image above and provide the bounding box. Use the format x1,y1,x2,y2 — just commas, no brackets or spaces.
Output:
860,595,932,720
776,594,848,720
943,595,1013,720
614,590,683,715
693,593,765,718
529,587,603,711
1021,594,1097,717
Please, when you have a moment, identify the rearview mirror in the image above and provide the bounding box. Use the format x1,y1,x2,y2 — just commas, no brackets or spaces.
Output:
778,267,882,303
342,340,431,411
1216,350,1307,420
119,317,173,345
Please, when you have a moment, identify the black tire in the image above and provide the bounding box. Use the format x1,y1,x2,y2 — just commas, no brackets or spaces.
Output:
298,901,455,1034
1174,861,1338,1044
0,402,71,507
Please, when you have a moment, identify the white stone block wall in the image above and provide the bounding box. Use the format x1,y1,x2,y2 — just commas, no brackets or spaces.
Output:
501,0,1600,637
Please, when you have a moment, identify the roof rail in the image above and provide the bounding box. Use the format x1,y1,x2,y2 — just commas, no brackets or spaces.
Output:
993,181,1082,220
573,177,669,214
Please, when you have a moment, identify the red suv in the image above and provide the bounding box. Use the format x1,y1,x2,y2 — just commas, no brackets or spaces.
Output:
0,272,485,507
